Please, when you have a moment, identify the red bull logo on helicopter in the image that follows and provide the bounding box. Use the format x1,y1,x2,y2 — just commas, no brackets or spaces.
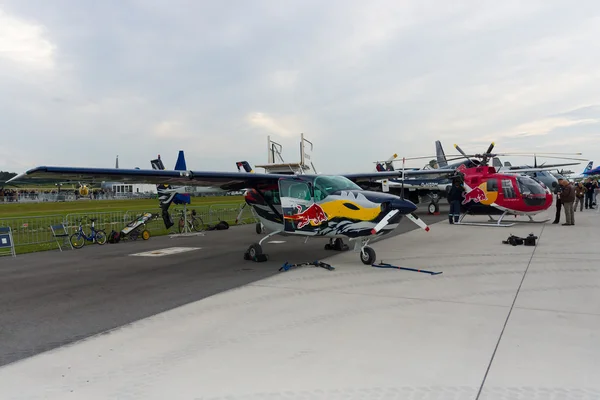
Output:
462,187,488,205
285,203,328,229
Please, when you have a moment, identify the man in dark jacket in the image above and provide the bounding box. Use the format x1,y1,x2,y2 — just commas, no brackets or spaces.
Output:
560,179,575,225
584,178,595,209
552,183,562,224
447,179,465,224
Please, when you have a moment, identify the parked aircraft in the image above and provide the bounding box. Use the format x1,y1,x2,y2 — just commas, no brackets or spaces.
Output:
8,164,456,264
372,142,586,212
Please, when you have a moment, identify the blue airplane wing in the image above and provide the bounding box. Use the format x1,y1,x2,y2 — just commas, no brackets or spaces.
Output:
7,166,459,190
7,166,287,191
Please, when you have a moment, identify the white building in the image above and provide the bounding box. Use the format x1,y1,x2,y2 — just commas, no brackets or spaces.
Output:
109,183,157,195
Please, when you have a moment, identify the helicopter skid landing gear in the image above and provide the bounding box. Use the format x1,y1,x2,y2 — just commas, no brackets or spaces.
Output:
244,230,281,262
455,211,516,227
353,238,376,265
324,238,349,251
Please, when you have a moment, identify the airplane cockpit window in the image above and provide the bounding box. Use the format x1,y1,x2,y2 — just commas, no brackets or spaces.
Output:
314,176,362,200
288,182,311,201
516,176,546,195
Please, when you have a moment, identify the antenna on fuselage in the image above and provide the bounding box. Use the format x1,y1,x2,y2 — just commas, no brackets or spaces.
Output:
401,157,405,200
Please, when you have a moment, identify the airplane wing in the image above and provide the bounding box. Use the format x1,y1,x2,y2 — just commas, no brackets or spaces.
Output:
7,166,458,190
356,168,457,181
502,164,581,174
506,162,581,172
6,166,286,191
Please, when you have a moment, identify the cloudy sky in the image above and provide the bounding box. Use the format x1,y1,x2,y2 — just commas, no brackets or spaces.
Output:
1,0,599,175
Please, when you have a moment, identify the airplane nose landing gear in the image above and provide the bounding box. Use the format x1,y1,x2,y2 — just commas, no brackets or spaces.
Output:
353,237,377,265
360,246,376,264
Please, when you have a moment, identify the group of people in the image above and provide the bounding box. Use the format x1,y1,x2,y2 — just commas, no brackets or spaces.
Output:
553,177,598,226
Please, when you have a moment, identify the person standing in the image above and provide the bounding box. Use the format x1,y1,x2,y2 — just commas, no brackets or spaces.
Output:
552,182,563,224
560,179,575,225
574,182,586,212
584,178,595,209
447,179,465,224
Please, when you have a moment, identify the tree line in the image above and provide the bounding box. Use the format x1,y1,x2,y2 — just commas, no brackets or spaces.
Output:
0,171,17,185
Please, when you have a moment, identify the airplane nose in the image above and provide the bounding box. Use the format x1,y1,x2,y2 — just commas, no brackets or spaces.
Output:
390,198,418,214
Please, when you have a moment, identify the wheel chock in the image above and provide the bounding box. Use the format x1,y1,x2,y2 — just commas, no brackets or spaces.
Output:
244,252,269,262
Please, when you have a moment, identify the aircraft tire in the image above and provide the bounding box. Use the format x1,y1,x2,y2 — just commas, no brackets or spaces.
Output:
255,223,263,234
360,246,376,265
428,202,437,214
247,243,262,258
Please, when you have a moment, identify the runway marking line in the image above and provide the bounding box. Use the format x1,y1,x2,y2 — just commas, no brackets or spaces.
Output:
129,247,202,257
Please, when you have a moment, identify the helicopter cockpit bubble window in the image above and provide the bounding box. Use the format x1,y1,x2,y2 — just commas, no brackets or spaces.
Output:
516,176,547,195
313,175,362,201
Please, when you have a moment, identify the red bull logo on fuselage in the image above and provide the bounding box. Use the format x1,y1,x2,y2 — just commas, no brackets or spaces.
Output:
285,203,328,229
462,187,487,205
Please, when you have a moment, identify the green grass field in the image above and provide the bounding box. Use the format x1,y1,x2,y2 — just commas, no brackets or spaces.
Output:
0,196,244,218
0,195,250,255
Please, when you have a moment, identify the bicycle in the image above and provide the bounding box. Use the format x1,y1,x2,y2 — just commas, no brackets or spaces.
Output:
69,217,108,248
175,208,204,233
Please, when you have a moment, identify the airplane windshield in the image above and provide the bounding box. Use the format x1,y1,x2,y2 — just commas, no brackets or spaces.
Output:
313,176,362,200
516,176,546,195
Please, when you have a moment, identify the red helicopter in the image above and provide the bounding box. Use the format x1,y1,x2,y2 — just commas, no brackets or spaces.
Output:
374,143,585,227
442,144,574,226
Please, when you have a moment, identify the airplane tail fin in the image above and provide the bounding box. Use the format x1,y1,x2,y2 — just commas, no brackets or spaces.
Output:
583,161,593,174
492,157,502,168
172,150,191,205
236,161,254,173
435,141,448,168
150,151,190,230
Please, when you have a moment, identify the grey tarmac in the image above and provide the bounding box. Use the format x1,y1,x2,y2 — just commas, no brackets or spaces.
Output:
0,205,446,367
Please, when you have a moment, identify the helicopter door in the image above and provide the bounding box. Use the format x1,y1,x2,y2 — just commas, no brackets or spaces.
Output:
279,178,315,233
501,178,517,201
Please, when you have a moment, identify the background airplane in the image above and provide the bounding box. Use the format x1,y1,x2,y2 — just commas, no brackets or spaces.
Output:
579,161,599,177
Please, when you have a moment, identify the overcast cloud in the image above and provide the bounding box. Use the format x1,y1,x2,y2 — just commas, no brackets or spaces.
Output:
1,0,599,175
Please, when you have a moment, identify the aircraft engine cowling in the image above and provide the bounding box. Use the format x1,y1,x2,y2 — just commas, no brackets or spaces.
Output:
79,185,89,196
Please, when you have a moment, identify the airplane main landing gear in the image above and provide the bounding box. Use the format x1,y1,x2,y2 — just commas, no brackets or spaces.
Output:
244,243,267,262
324,238,349,251
428,194,440,215
244,230,281,262
428,202,440,214
255,222,264,234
